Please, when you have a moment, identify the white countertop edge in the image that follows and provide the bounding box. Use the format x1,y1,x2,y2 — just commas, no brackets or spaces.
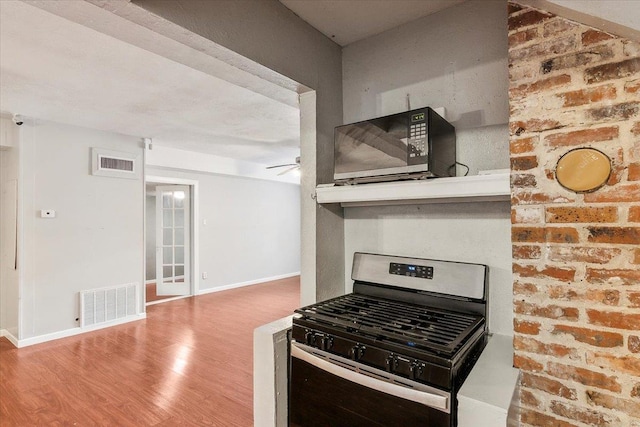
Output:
458,334,519,412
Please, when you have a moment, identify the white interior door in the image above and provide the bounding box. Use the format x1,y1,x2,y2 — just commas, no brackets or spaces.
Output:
155,185,191,296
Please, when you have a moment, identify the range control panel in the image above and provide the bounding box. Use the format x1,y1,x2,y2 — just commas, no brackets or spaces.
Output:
389,262,434,279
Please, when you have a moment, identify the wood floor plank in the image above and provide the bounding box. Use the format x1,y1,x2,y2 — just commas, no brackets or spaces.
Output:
0,276,300,426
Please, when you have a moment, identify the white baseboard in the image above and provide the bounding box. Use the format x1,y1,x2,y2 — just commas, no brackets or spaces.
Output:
12,313,146,348
0,329,19,347
198,272,300,296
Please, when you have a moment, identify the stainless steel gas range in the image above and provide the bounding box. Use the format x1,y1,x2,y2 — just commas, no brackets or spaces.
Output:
289,252,489,427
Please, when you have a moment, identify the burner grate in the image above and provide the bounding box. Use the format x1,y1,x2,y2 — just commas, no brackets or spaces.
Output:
295,294,483,355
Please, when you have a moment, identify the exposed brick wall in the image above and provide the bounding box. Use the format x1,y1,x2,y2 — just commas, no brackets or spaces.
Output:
508,2,640,426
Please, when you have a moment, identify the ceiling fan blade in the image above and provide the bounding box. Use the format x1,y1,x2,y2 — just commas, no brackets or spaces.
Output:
266,163,297,169
277,165,300,176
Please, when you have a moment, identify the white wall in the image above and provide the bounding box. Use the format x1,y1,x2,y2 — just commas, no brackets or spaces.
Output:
145,193,156,281
0,116,20,338
19,120,144,339
146,166,300,292
341,0,513,335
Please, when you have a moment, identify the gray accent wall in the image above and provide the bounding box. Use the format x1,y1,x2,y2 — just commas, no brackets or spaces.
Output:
341,0,513,336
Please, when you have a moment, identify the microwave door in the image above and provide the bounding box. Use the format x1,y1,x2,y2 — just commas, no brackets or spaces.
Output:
335,122,408,175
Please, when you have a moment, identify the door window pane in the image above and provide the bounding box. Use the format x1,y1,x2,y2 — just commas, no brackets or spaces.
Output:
175,247,184,264
175,209,184,227
175,229,184,245
163,209,173,227
163,247,173,264
175,265,184,277
163,266,173,279
162,193,173,208
163,228,173,245
174,192,185,208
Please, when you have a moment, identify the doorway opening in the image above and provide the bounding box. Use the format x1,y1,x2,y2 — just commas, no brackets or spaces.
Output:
145,177,199,305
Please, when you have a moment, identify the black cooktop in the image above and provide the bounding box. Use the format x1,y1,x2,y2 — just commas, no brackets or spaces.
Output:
295,293,484,357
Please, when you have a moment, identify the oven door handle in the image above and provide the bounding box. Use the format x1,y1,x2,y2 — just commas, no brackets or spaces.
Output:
291,343,450,413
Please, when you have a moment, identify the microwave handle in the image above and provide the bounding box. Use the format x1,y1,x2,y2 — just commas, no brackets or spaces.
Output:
291,342,449,412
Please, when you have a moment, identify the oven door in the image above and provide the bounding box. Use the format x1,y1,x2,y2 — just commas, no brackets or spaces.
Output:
289,342,452,427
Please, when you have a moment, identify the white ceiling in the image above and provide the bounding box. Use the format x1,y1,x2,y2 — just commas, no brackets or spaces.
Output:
0,1,300,165
279,0,468,46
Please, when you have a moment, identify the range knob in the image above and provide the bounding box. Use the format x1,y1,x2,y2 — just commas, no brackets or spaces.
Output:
319,335,333,351
304,330,315,346
349,344,366,361
385,354,398,373
410,361,425,380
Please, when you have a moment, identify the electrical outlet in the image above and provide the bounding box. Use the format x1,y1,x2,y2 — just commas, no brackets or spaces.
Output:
40,210,56,218
202,272,208,279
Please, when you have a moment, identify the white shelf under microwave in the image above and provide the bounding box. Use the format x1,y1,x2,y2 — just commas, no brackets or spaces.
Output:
315,173,510,207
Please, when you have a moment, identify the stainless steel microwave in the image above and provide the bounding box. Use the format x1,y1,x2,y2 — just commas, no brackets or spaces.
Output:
334,107,456,184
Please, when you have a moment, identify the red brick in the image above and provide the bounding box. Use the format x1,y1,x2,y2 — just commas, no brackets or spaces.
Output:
633,122,640,136
546,227,580,243
513,264,576,281
582,29,615,46
586,351,640,377
510,136,537,154
514,354,544,372
541,44,615,74
515,336,578,359
514,300,579,320
629,292,640,308
514,319,541,335
548,246,621,264
547,285,578,300
630,336,640,353
626,79,640,94
510,118,563,135
510,35,578,63
552,324,623,348
546,206,617,223
543,18,577,37
511,173,537,187
545,126,618,147
512,206,544,224
512,190,574,205
586,58,640,84
521,409,579,427
587,309,640,330
586,289,620,306
586,268,640,286
607,148,625,186
587,102,640,122
630,207,640,222
550,400,618,426
508,9,553,31
633,248,640,264
629,163,640,181
587,227,640,245
513,245,541,259
548,362,621,392
520,389,540,408
509,28,539,47
521,372,577,400
632,383,640,398
512,227,544,243
508,2,523,14
584,184,640,203
558,85,617,108
514,281,538,295
587,390,640,418
510,74,571,99
511,155,538,171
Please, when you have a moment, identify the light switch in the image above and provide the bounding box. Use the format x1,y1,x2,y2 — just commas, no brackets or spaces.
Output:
40,210,56,218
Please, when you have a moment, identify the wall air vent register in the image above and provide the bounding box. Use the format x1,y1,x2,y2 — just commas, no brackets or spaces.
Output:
91,147,139,179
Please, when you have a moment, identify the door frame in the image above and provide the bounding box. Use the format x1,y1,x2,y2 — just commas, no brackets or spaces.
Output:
144,176,199,305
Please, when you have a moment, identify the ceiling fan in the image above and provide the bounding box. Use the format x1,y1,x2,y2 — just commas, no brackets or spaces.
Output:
266,156,300,175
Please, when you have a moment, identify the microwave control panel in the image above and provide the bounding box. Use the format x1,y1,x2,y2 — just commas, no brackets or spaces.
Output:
408,116,428,164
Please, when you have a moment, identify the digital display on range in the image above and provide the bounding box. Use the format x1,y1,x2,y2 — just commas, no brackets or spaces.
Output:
389,262,433,279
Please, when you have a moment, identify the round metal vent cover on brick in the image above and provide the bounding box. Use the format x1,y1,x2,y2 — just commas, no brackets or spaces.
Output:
556,148,611,193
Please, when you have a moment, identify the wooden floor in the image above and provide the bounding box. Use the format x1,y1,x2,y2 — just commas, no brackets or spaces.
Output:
0,276,300,426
